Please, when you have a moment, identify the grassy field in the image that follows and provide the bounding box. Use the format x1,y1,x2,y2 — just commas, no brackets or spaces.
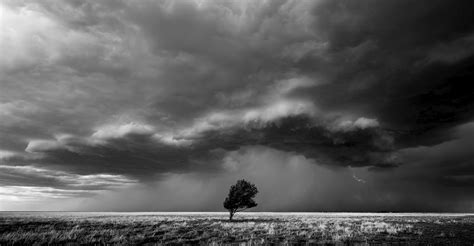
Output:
0,212,473,245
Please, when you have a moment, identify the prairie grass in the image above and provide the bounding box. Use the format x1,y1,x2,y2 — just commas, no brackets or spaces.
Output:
0,212,473,245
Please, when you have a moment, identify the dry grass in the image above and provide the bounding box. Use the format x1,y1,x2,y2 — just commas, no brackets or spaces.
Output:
0,212,473,245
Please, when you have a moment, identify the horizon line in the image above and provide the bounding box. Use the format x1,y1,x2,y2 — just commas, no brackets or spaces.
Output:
1,211,473,214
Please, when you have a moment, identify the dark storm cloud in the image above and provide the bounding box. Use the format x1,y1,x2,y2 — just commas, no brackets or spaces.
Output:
297,0,474,144
1,0,474,210
397,123,474,188
13,114,391,178
194,116,395,168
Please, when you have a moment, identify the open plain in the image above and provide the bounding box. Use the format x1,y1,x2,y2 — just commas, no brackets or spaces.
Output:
0,212,473,245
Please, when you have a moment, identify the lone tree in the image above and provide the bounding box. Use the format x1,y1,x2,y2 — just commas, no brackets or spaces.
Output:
223,179,258,221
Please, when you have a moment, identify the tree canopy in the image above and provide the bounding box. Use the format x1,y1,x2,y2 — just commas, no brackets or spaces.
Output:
223,179,258,221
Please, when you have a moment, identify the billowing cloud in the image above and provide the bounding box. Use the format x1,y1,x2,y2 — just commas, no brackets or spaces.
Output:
1,0,473,211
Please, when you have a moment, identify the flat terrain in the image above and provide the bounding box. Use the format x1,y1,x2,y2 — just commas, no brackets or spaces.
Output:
0,212,473,245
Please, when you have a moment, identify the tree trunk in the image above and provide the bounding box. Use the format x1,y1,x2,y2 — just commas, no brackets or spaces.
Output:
229,211,234,221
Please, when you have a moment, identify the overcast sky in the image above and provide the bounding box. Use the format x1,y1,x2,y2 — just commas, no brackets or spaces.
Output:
1,0,473,212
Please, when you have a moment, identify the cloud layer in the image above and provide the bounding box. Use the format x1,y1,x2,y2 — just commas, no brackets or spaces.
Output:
1,0,473,211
